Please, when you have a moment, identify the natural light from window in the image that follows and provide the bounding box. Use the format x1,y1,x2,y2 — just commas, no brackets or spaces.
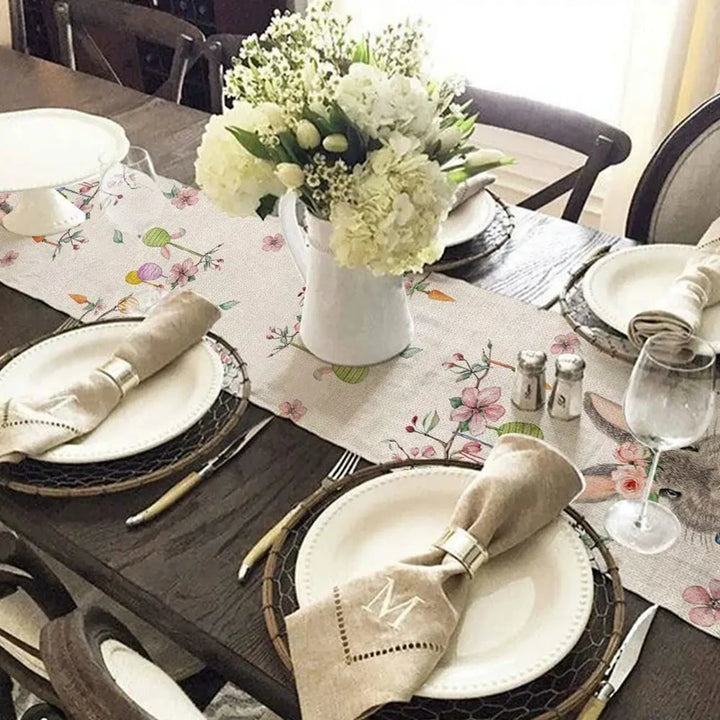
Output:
335,0,636,123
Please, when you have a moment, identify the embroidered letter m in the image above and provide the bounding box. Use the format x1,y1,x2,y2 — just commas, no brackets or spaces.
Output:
362,577,425,630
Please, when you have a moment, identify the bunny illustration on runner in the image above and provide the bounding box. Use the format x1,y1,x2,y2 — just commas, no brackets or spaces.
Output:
580,392,720,546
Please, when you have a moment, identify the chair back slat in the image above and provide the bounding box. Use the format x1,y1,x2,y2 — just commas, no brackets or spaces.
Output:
202,34,247,114
52,0,205,105
463,86,631,222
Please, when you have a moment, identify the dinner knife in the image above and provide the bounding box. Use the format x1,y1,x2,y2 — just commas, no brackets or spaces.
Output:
125,416,274,527
577,604,658,719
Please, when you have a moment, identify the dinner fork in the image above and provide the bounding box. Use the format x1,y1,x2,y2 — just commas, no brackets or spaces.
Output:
238,449,362,581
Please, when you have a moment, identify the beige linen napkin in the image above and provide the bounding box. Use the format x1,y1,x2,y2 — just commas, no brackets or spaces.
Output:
450,172,495,211
627,230,720,348
0,291,220,463
286,434,584,720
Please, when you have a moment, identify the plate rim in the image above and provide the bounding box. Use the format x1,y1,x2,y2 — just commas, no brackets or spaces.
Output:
0,108,130,191
0,321,223,464
295,466,594,699
440,190,496,248
581,243,718,335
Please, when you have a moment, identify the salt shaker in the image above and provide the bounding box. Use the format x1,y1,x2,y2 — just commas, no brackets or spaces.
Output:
511,350,547,411
548,354,585,420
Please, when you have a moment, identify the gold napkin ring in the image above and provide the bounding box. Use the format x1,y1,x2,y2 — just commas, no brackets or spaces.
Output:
98,358,140,397
433,527,488,577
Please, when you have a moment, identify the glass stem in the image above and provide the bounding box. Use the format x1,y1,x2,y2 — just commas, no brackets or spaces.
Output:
635,449,661,531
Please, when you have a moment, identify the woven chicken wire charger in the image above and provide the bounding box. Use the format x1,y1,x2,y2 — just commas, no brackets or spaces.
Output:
263,458,625,720
0,319,250,497
558,250,639,364
427,192,515,273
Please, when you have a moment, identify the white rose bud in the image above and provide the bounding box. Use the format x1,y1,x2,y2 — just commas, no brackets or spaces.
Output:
296,120,321,149
438,126,464,151
276,162,305,189
466,148,507,168
322,133,349,153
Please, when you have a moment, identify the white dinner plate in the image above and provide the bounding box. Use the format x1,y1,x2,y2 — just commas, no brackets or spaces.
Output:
439,190,496,248
582,244,720,349
295,467,594,699
0,322,223,464
0,108,129,191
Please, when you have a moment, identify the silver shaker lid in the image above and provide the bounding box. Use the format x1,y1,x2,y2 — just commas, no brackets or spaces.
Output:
517,350,547,374
555,353,585,380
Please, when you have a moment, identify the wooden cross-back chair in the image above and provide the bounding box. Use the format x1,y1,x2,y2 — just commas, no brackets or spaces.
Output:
202,33,247,113
7,0,27,53
462,86,632,223
52,0,206,104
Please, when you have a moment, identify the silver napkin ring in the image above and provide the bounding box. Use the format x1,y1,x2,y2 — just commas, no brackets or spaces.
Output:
433,526,488,577
98,358,140,397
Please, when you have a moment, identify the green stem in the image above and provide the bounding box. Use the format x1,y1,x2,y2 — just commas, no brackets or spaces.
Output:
169,241,203,258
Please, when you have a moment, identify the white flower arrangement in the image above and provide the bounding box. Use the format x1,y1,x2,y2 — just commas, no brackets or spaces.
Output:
194,0,513,275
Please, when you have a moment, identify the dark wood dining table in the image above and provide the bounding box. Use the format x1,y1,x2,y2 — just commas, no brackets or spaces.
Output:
1,47,718,720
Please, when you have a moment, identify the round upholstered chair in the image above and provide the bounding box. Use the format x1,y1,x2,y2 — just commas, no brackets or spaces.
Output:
626,93,720,244
41,607,206,720
0,530,76,716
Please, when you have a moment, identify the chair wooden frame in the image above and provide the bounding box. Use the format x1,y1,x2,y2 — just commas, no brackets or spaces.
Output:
8,0,27,53
626,92,720,243
202,33,247,114
462,87,632,223
52,0,205,104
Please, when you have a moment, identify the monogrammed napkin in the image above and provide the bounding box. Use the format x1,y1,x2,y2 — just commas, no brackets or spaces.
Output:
0,291,220,463
286,434,584,720
627,230,720,348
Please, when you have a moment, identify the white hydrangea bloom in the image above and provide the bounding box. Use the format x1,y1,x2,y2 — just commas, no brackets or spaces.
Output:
336,63,438,143
329,140,454,275
194,102,284,217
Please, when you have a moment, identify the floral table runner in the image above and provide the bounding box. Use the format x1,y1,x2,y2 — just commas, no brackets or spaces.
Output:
1,180,718,638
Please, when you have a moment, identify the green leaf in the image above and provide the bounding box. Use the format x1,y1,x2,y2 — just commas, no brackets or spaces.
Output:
218,300,239,310
113,229,124,244
449,396,463,408
256,194,278,220
648,492,659,502
446,167,468,185
423,410,440,432
465,157,516,178
493,422,544,440
302,107,334,136
399,346,423,359
277,130,306,166
328,102,347,132
455,370,473,382
226,126,275,161
458,420,470,433
352,37,369,64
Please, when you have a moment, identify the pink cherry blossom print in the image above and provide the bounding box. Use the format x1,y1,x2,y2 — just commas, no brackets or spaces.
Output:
611,464,648,499
421,446,436,457
262,234,285,252
0,250,18,267
450,386,505,435
682,580,720,627
614,441,649,467
171,187,199,209
279,399,307,422
168,258,198,287
550,332,580,354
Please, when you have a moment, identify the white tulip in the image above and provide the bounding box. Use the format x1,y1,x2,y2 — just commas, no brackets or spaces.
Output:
322,133,349,153
296,120,321,149
466,148,507,168
438,126,463,151
276,162,305,189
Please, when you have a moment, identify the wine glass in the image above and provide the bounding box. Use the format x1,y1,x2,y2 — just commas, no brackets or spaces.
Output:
99,146,164,239
604,332,716,553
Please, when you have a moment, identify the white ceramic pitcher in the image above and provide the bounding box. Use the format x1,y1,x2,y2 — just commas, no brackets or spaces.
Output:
279,191,413,366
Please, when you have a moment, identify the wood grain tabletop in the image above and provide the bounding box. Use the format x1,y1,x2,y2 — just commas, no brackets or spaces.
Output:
0,47,717,720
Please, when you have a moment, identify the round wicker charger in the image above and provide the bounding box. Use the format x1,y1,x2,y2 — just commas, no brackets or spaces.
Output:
0,319,250,497
558,250,639,364
263,458,625,720
427,192,515,273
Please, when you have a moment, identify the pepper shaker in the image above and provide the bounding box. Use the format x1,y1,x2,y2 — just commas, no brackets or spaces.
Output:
511,350,547,411
548,354,585,420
